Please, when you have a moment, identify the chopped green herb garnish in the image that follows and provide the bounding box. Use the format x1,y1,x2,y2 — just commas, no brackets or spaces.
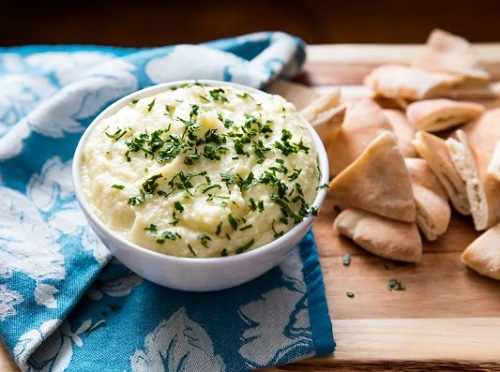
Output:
343,253,351,266
287,168,302,181
271,219,284,239
237,92,253,99
235,238,254,254
198,234,212,248
104,127,127,140
147,98,156,112
228,214,238,230
86,319,106,334
144,224,158,236
156,230,181,244
142,173,163,194
164,104,174,115
248,197,264,212
387,278,406,291
111,184,125,190
128,194,145,206
215,221,223,235
346,292,355,298
187,244,197,257
209,88,228,102
174,201,184,212
202,184,221,193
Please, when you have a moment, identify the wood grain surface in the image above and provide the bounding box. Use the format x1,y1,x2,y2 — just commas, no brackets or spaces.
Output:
2,43,500,372
265,43,500,371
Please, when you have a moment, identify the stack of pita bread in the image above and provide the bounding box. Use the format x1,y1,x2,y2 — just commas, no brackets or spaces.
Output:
266,29,500,280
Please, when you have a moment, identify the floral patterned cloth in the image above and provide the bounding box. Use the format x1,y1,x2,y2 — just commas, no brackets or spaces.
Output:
0,32,335,371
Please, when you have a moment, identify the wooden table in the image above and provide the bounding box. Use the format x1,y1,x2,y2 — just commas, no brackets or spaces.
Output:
2,43,500,372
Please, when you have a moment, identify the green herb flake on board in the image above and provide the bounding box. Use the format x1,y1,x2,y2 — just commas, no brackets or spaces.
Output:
342,253,351,266
387,278,406,291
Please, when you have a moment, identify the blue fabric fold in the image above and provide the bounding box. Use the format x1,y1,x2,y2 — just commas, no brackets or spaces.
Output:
0,31,334,371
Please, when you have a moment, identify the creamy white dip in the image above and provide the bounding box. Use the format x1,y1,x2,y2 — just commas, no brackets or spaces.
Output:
80,82,321,258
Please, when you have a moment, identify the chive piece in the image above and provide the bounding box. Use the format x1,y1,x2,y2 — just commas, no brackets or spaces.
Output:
342,253,351,266
144,224,158,236
104,127,127,140
86,319,106,334
202,184,221,193
235,238,254,254
215,221,223,236
111,184,125,190
228,213,238,230
271,219,284,239
318,182,329,190
174,201,184,212
197,234,211,248
346,292,355,298
187,244,197,257
387,278,406,291
209,88,228,102
147,98,156,112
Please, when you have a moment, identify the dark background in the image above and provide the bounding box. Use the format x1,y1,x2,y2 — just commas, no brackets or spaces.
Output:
2,0,500,47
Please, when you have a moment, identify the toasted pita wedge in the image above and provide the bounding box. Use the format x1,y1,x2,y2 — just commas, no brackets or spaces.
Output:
373,95,412,111
461,222,500,281
406,98,485,132
487,140,500,182
383,109,417,157
326,98,394,176
310,104,346,149
329,131,416,222
412,131,470,215
299,87,341,122
265,79,320,110
405,158,451,241
432,83,498,100
364,64,463,101
446,129,500,231
460,107,500,154
412,28,491,83
334,208,422,263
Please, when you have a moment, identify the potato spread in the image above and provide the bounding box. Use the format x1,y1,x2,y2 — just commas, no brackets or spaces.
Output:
80,82,322,258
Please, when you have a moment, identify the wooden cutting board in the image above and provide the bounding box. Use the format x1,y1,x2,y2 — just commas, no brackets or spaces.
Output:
264,44,500,371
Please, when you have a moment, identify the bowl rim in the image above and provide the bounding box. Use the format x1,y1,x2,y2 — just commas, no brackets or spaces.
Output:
72,79,329,264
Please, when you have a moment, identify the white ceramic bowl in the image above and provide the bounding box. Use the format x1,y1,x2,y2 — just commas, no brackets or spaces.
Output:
72,80,329,291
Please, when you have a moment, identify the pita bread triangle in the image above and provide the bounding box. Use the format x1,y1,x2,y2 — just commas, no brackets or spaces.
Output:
412,130,470,215
446,129,500,231
334,208,422,263
411,28,491,83
328,131,416,222
461,222,500,280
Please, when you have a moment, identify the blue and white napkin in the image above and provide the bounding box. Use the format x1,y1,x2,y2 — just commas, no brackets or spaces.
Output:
0,32,335,371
